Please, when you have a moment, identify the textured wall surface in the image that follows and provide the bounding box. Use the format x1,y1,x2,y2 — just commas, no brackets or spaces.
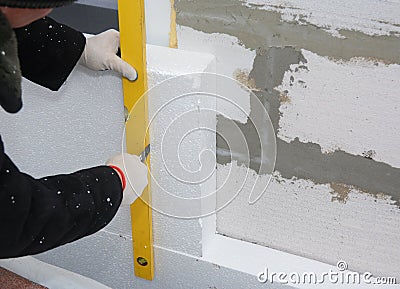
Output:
174,0,400,280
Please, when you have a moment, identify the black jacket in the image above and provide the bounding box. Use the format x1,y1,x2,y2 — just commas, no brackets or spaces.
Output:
0,16,123,258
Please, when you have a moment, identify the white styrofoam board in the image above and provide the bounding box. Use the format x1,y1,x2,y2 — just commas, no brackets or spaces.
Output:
141,44,216,254
177,26,255,123
0,44,216,274
0,68,125,178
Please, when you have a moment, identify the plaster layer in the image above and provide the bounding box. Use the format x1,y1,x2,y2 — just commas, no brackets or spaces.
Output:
244,0,400,37
216,162,400,280
276,49,400,168
175,0,400,64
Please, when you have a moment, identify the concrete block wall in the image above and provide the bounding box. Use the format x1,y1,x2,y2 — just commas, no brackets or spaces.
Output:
174,0,400,280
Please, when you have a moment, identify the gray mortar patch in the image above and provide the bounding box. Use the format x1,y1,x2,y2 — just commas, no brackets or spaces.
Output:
217,47,304,173
277,138,400,205
175,0,400,64
219,46,400,205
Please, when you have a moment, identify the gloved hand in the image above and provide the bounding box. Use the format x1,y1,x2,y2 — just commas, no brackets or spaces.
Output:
107,153,148,206
79,29,138,81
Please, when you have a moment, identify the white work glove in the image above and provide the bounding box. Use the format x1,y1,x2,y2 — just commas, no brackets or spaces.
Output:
107,153,148,206
79,29,138,81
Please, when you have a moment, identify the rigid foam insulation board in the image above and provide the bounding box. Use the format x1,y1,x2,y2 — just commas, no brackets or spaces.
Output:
0,44,221,289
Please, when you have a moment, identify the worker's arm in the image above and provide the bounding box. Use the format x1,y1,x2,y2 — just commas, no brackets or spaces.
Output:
0,135,148,259
14,17,86,91
14,17,136,91
0,136,123,258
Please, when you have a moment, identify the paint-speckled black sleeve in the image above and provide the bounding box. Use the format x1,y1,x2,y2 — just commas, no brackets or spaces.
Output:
14,17,85,91
0,137,123,259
